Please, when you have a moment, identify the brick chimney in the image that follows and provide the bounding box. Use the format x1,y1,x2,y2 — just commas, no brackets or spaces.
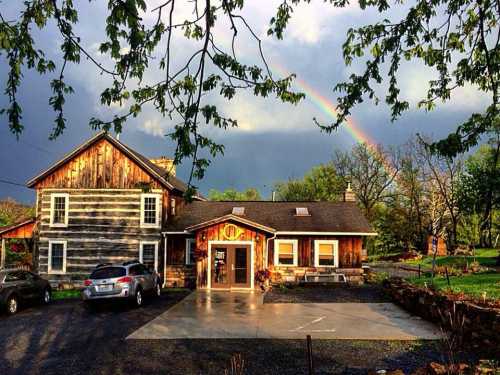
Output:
343,182,356,202
150,157,176,176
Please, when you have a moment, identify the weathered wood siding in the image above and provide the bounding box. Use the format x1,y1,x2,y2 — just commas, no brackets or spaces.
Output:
194,221,266,288
268,236,363,268
38,189,163,283
34,139,164,190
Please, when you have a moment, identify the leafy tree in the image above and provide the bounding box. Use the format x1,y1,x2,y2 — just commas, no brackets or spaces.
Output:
417,136,464,251
458,142,500,246
0,198,34,227
0,1,303,195
271,0,500,158
274,163,344,201
333,143,399,219
208,187,261,201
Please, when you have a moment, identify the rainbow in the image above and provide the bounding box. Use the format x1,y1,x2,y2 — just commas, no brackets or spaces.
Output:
272,63,398,179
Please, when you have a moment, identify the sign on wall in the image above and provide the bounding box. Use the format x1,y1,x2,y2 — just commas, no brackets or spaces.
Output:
222,223,244,240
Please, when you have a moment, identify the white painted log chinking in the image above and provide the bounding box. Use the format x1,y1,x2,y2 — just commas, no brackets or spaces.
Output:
39,237,140,243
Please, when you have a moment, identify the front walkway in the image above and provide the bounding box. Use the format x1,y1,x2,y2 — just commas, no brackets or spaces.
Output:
127,291,441,340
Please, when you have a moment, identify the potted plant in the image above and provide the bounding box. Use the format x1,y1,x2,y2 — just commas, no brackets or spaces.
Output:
255,269,271,291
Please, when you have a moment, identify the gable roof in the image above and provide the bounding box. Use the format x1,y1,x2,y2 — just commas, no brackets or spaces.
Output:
185,214,276,233
0,219,36,239
166,201,376,234
26,131,204,199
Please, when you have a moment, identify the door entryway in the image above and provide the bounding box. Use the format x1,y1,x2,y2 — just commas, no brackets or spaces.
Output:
210,243,252,289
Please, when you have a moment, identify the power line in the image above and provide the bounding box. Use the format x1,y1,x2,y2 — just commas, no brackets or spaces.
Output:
19,140,56,155
0,178,28,188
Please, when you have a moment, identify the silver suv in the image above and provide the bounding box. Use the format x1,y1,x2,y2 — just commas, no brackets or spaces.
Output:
82,261,161,307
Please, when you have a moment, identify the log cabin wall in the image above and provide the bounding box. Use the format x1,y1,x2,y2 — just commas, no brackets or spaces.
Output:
194,221,267,288
37,189,163,284
31,138,173,285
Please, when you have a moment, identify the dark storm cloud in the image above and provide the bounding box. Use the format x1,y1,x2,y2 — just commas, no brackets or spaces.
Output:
0,1,489,203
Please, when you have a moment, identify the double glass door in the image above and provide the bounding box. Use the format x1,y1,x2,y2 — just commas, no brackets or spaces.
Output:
212,245,250,288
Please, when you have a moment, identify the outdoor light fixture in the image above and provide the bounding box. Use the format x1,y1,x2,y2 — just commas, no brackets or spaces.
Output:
201,232,206,241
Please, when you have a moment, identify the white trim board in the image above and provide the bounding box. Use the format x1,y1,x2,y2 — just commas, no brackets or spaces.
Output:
275,231,377,236
48,240,67,274
139,240,159,271
314,239,339,268
140,193,162,228
273,239,298,267
207,240,254,290
49,193,69,228
185,238,196,265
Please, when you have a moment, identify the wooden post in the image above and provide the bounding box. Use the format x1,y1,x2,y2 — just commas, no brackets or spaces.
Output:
445,267,450,287
1,238,6,269
306,335,314,375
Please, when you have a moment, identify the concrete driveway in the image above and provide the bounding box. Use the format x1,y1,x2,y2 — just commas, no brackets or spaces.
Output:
128,291,441,340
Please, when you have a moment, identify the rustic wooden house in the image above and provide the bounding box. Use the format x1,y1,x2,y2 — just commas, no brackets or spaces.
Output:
26,131,376,289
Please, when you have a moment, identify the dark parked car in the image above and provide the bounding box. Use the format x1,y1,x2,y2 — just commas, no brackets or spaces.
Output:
82,261,161,307
0,269,52,315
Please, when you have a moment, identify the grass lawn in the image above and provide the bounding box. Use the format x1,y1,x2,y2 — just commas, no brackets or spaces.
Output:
405,248,499,269
366,251,403,262
51,287,191,301
407,272,500,300
52,289,82,300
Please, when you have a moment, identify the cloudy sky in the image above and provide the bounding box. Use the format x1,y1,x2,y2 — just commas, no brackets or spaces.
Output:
0,1,488,203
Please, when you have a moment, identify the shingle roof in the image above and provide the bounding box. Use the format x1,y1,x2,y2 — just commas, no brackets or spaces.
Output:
166,201,375,234
26,131,204,199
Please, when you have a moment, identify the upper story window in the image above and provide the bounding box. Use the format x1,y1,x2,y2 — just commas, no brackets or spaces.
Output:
48,240,67,274
274,239,298,267
185,238,196,265
170,198,176,216
314,240,339,268
50,193,69,227
140,193,161,228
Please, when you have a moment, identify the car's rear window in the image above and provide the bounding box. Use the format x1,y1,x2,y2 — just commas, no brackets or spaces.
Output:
90,267,126,279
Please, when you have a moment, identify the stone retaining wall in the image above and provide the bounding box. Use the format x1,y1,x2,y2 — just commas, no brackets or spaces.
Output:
383,277,500,348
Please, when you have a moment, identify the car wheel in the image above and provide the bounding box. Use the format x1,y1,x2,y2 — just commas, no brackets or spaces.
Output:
135,288,143,307
155,282,161,297
42,289,51,304
6,295,18,315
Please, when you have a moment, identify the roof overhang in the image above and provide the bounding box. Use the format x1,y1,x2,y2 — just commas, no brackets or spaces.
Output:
275,231,378,236
0,219,36,239
185,214,276,234
24,131,207,198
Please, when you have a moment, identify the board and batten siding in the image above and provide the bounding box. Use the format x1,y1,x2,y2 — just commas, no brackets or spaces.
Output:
37,189,163,282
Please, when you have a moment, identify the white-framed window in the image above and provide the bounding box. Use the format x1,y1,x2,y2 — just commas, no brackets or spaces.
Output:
50,193,69,227
170,198,176,216
140,193,161,228
48,240,67,274
140,241,158,271
274,239,298,266
185,238,196,265
314,240,339,268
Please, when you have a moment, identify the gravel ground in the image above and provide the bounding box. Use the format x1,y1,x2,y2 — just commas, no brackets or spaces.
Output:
0,288,483,375
264,284,392,304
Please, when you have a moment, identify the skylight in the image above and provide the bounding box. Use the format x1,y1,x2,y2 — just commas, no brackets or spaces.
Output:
295,207,310,216
232,207,245,216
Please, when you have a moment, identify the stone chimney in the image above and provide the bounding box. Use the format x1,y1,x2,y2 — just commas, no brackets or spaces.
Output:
150,157,176,176
343,182,356,202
